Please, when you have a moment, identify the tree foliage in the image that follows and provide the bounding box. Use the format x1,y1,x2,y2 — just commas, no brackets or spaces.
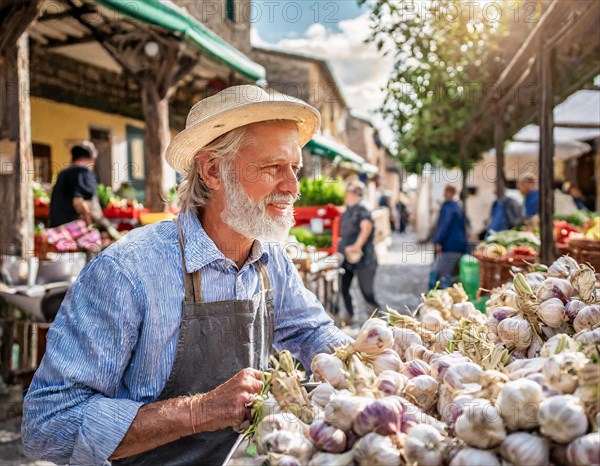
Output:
360,0,538,173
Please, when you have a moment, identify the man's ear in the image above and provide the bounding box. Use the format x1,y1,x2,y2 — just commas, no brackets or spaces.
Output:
196,151,222,191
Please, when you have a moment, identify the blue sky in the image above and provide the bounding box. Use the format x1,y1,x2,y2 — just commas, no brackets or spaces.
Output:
251,1,394,142
253,0,369,43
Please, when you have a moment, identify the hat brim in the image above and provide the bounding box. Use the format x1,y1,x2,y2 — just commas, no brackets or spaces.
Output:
166,100,320,175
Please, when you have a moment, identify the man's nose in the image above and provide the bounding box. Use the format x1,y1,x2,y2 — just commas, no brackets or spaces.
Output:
279,166,299,197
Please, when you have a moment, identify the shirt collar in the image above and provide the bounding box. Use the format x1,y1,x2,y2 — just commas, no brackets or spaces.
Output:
177,209,268,273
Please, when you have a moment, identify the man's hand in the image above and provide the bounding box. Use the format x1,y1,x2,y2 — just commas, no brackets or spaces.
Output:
193,368,264,432
345,244,361,255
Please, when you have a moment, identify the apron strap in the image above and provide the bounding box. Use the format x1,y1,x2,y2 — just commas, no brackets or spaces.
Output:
173,218,197,303
255,260,271,291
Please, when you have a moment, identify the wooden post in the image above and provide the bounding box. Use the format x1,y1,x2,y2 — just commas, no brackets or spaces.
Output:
494,104,506,200
460,141,468,215
140,78,171,212
0,32,34,259
538,46,557,264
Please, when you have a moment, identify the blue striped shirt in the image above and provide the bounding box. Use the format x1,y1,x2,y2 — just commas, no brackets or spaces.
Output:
22,209,351,465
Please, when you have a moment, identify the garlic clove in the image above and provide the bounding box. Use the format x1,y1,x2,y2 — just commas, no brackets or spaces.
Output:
449,447,501,466
326,394,370,432
374,370,407,397
308,420,346,453
310,382,337,408
371,348,403,375
402,359,432,379
536,298,567,328
392,327,422,359
538,395,589,443
500,432,550,466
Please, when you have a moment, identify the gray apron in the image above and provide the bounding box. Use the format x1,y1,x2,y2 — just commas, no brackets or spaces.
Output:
114,219,274,466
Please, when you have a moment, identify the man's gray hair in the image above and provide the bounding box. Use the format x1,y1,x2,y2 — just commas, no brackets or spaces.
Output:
177,126,249,214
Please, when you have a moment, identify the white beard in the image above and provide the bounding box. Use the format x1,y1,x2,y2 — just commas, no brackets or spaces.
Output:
221,177,296,243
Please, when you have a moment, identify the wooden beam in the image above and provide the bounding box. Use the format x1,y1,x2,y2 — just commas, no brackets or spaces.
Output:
494,104,506,200
554,122,600,130
538,45,557,264
36,4,94,23
42,33,96,49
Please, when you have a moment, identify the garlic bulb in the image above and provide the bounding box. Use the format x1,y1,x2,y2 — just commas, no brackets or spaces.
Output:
268,454,302,466
536,298,567,328
567,433,600,466
404,375,439,410
404,424,445,466
256,413,305,441
505,357,546,380
573,305,600,333
565,299,586,320
536,277,576,303
538,395,589,443
392,327,422,359
525,272,547,290
434,328,455,353
374,370,407,396
311,353,347,389
352,396,405,436
402,359,431,379
371,348,403,375
404,343,435,363
309,420,346,453
430,354,472,381
454,398,506,448
308,451,355,466
421,309,445,333
500,432,550,466
326,394,370,431
310,382,336,408
547,256,579,278
497,317,533,350
575,327,600,347
571,265,597,303
354,318,394,355
451,302,476,320
542,352,586,394
540,334,579,357
438,393,473,425
258,430,315,461
443,362,484,391
353,432,401,466
496,379,543,430
449,448,500,466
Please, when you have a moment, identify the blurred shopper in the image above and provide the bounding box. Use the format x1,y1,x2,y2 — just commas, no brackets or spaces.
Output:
485,195,523,236
518,176,539,222
50,141,98,227
431,185,468,289
339,181,380,323
569,185,588,210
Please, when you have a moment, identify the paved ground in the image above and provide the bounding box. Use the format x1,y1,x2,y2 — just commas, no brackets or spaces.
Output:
0,230,432,465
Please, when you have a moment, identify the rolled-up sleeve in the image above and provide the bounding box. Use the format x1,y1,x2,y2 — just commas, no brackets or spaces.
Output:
272,253,352,370
22,255,145,465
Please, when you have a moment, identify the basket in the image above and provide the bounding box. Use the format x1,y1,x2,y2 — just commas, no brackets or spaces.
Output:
568,238,600,271
473,251,535,292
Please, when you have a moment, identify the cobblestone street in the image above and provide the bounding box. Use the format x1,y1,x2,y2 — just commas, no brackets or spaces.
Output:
0,231,432,465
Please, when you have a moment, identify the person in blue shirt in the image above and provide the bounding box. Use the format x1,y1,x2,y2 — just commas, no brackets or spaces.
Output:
22,86,351,466
518,176,539,220
486,195,523,236
432,185,468,289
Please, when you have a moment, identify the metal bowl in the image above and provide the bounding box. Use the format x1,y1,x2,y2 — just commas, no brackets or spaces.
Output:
36,253,87,284
1,256,39,286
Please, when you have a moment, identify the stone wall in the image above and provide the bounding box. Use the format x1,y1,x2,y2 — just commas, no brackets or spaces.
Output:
173,0,252,54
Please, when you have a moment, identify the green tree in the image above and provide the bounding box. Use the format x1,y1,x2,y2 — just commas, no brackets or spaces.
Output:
360,0,537,172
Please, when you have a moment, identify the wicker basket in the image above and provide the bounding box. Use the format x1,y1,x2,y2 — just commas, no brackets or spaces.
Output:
568,238,600,270
473,251,536,292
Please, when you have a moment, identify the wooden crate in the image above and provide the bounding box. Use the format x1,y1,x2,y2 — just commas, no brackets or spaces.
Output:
568,238,600,270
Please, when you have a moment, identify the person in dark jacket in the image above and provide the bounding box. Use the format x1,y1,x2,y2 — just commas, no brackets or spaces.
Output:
432,185,468,289
339,181,381,323
486,195,523,236
49,141,98,227
518,176,539,221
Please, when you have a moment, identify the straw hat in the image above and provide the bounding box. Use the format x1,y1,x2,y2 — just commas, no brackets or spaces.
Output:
165,85,321,174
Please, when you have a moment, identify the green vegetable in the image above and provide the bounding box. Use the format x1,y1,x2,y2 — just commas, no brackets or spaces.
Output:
289,227,332,248
295,177,345,207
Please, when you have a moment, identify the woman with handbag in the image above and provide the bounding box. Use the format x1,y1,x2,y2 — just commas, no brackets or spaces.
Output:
339,181,381,325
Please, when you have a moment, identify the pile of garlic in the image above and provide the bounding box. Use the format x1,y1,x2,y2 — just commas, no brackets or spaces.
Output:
231,257,599,466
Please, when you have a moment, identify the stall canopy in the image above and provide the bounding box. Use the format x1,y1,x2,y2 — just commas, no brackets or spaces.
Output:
489,140,591,161
95,0,265,82
306,134,376,173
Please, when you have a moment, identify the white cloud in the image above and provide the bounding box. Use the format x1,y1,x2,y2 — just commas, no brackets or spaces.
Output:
252,13,395,145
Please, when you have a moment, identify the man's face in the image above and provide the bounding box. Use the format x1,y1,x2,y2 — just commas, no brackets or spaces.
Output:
444,188,454,200
220,122,302,242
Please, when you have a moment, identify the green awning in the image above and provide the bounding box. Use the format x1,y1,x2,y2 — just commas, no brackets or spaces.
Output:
306,134,366,165
95,0,266,82
306,135,379,175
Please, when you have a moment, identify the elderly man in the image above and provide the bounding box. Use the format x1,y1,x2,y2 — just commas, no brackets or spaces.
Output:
22,85,351,465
